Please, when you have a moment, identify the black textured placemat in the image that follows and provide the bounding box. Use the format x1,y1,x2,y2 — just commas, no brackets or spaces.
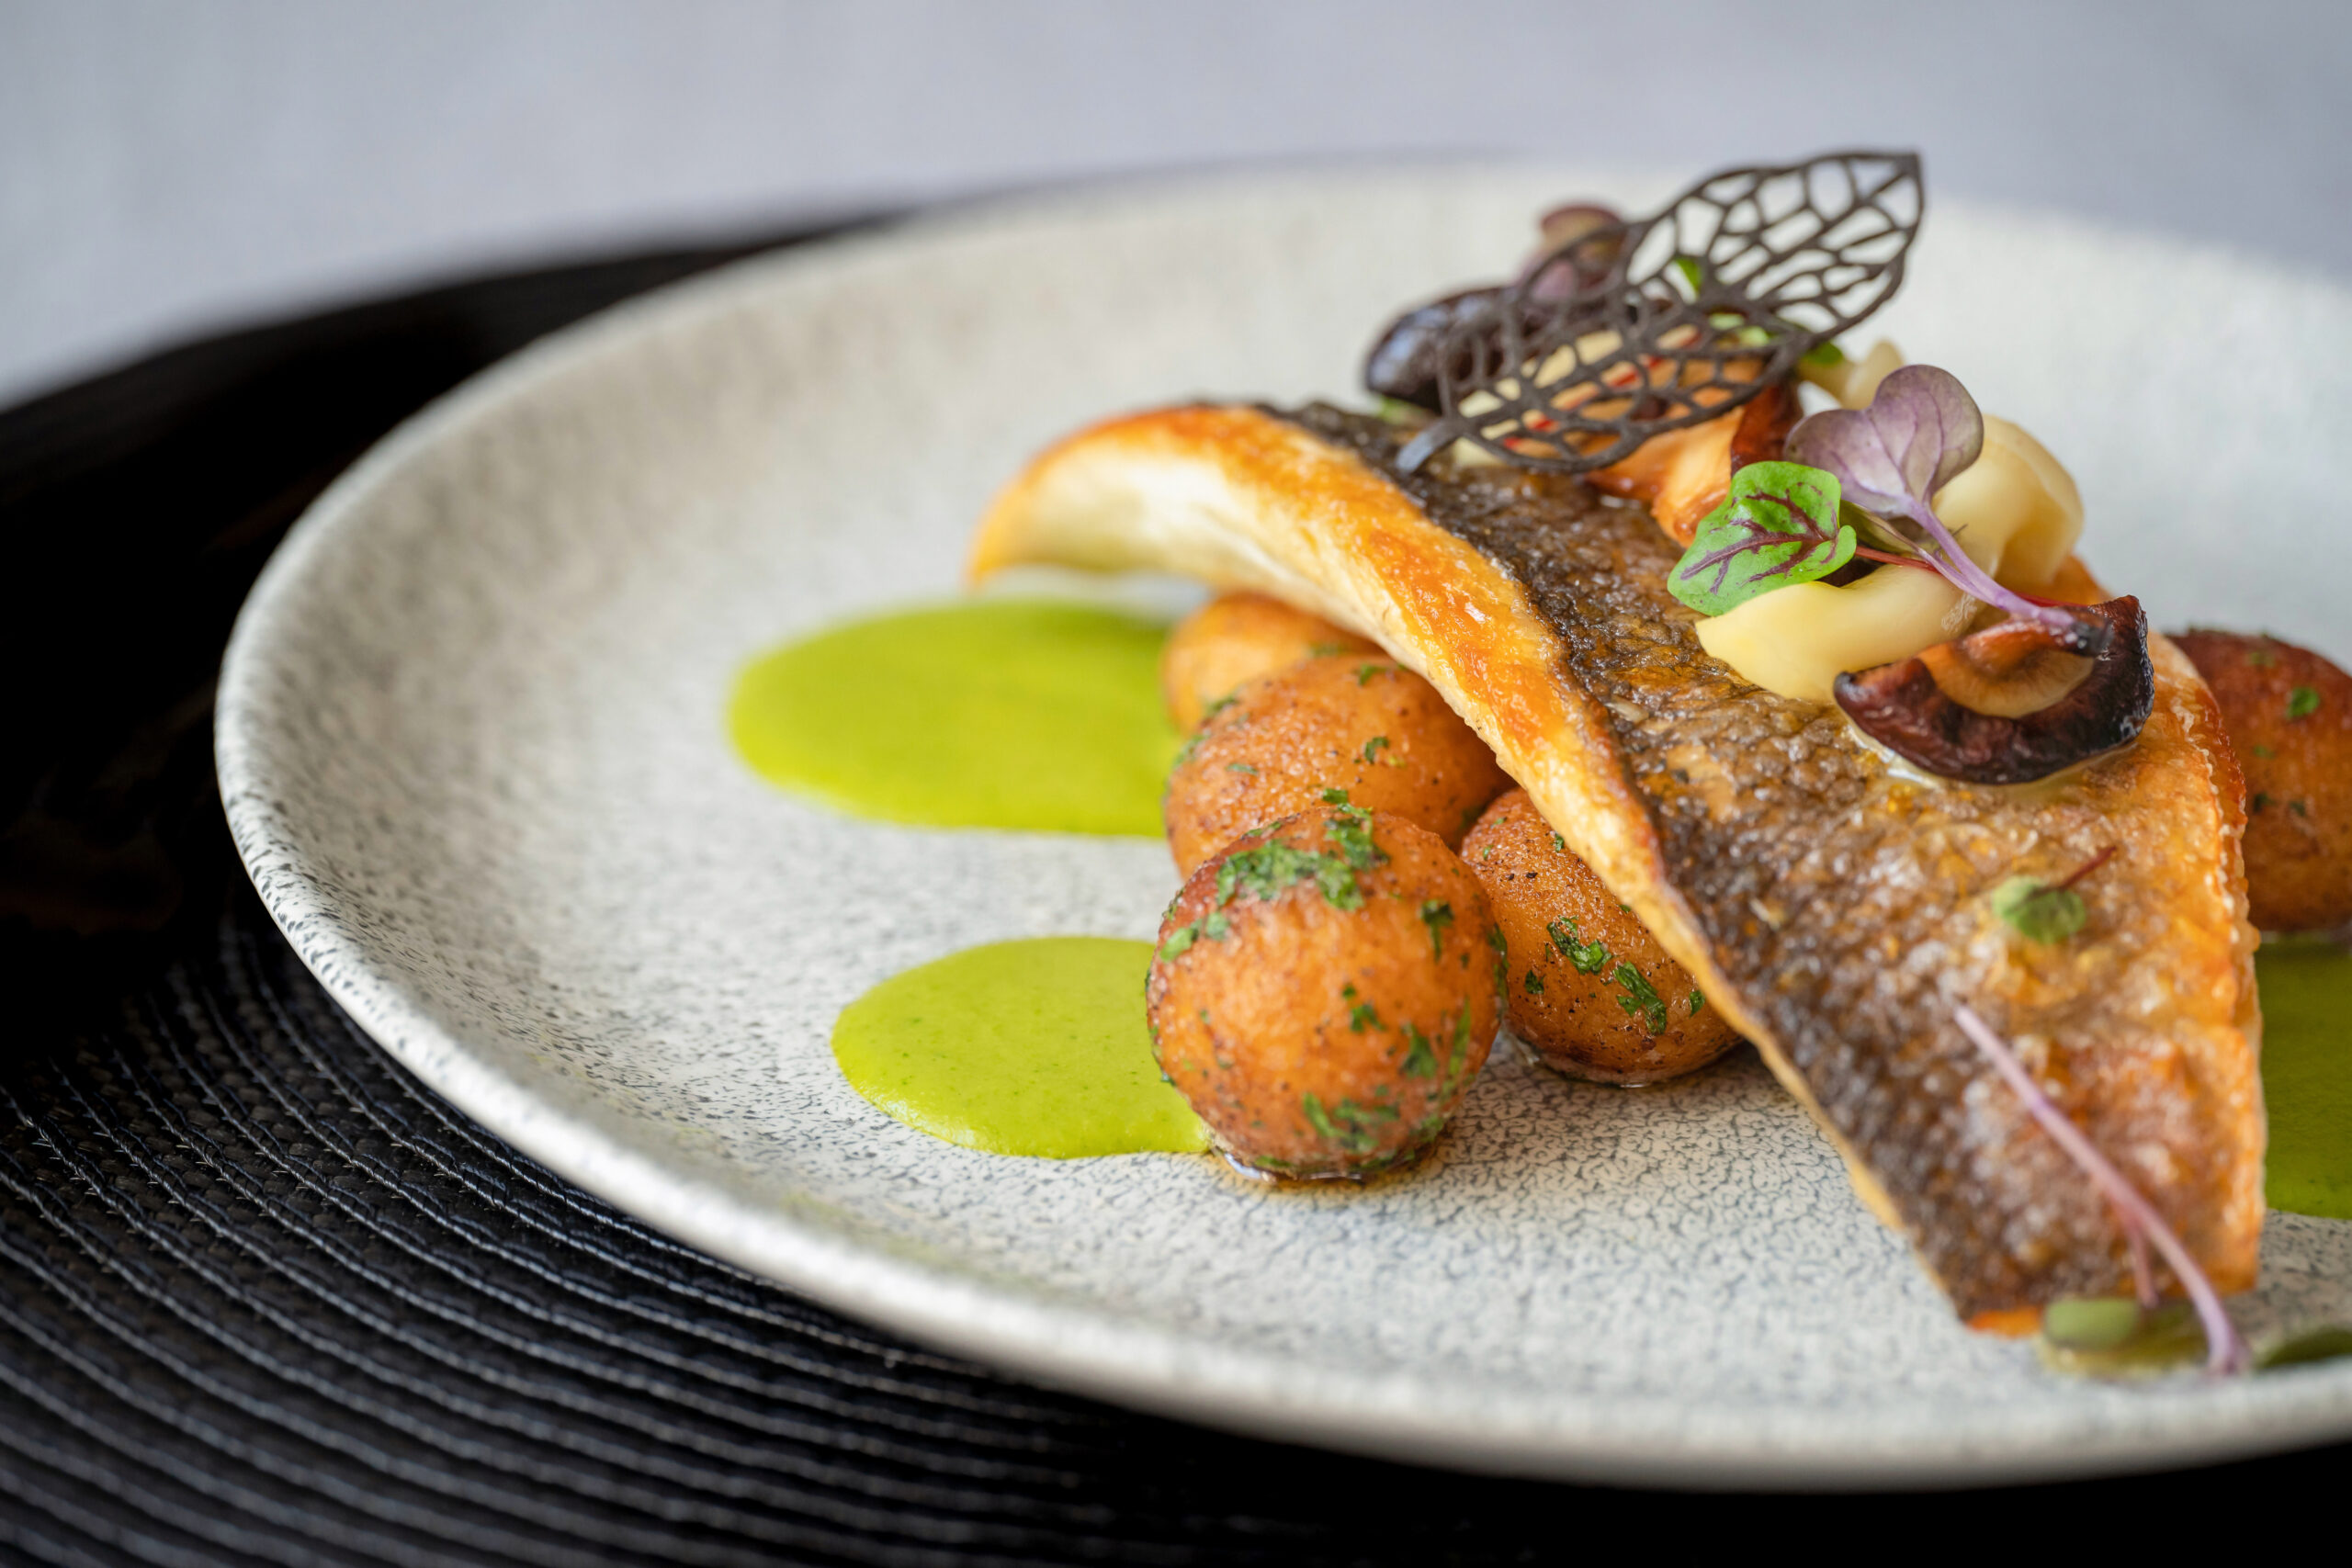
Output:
0,219,2336,1561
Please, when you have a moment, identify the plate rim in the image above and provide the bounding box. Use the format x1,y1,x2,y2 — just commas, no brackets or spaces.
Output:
215,160,2352,1488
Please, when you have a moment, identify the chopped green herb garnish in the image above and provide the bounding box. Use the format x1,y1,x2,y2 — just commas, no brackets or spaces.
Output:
1479,846,1494,863
2245,646,2278,669
1354,662,1395,686
1486,924,1507,957
1350,999,1384,1033
1201,693,1237,721
1226,762,1257,775
1523,969,1545,996
2251,743,2277,759
1320,786,1351,805
2252,792,2272,814
1322,804,1385,870
1156,910,1233,963
1689,989,1705,1015
1362,735,1390,764
2291,798,2311,818
1613,964,1668,1033
1302,1092,1397,1154
1551,831,1566,854
1419,900,1454,961
1217,840,1365,910
1401,1024,1438,1078
1547,917,1610,974
1307,640,1352,656
2288,684,2322,720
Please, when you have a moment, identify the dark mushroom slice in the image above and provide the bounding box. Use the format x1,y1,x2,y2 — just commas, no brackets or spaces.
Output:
1832,596,2154,785
1363,205,1626,410
1363,286,1510,411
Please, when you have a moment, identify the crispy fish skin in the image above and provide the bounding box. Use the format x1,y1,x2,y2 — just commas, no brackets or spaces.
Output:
969,401,2264,1318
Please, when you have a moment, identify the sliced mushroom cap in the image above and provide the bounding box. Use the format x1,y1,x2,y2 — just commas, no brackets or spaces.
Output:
1832,597,2154,784
1363,287,1507,411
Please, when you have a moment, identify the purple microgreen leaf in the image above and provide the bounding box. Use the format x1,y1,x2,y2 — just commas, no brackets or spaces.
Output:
1787,366,2081,639
1792,364,1982,511
1667,461,1855,615
1953,1004,2251,1376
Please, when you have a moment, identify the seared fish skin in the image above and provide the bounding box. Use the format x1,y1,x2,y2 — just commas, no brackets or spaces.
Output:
971,402,2262,1319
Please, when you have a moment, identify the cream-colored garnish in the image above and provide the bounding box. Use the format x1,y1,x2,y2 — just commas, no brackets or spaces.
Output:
1693,345,2084,705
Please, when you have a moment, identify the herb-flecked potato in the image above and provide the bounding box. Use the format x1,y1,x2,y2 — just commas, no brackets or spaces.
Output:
1462,788,1737,1084
1162,654,1511,874
2174,629,2352,931
1146,807,1503,1179
1159,590,1379,732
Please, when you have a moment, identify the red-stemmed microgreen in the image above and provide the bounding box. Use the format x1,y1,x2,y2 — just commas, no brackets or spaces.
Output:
1667,461,1856,615
1787,367,2086,643
1952,1003,2251,1375
1991,845,2119,945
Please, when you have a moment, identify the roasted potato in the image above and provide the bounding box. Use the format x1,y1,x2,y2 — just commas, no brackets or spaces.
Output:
1462,788,1737,1084
2174,629,2352,931
1146,807,1502,1179
1160,591,1379,732
1163,655,1510,874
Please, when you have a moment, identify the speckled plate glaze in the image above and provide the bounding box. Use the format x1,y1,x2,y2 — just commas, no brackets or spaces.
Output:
219,165,2352,1487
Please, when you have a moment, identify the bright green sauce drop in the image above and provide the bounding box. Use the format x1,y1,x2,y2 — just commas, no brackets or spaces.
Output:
2258,942,2352,1220
832,937,1209,1158
729,599,1181,835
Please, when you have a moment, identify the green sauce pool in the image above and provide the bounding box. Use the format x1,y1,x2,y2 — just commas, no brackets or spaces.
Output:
736,597,2352,1182
2257,942,2352,1220
729,598,1181,836
831,938,1207,1158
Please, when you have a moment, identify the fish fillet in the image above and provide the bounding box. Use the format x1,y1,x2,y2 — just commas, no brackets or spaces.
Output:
969,401,2264,1320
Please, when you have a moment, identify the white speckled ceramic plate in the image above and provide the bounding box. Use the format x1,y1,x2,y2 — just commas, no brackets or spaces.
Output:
218,165,2352,1487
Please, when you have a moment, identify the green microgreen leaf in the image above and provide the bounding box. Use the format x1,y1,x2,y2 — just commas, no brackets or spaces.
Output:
1992,875,2088,944
2036,1298,2205,1379
2255,1324,2352,1371
1667,461,1855,616
2288,684,2322,720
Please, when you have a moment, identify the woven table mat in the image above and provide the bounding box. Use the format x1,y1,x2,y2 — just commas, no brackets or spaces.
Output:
0,223,2332,1562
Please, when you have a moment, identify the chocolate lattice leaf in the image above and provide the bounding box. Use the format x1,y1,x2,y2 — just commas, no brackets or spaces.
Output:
1394,151,1924,475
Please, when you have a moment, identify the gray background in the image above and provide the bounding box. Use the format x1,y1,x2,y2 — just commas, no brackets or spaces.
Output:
5,0,2348,406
